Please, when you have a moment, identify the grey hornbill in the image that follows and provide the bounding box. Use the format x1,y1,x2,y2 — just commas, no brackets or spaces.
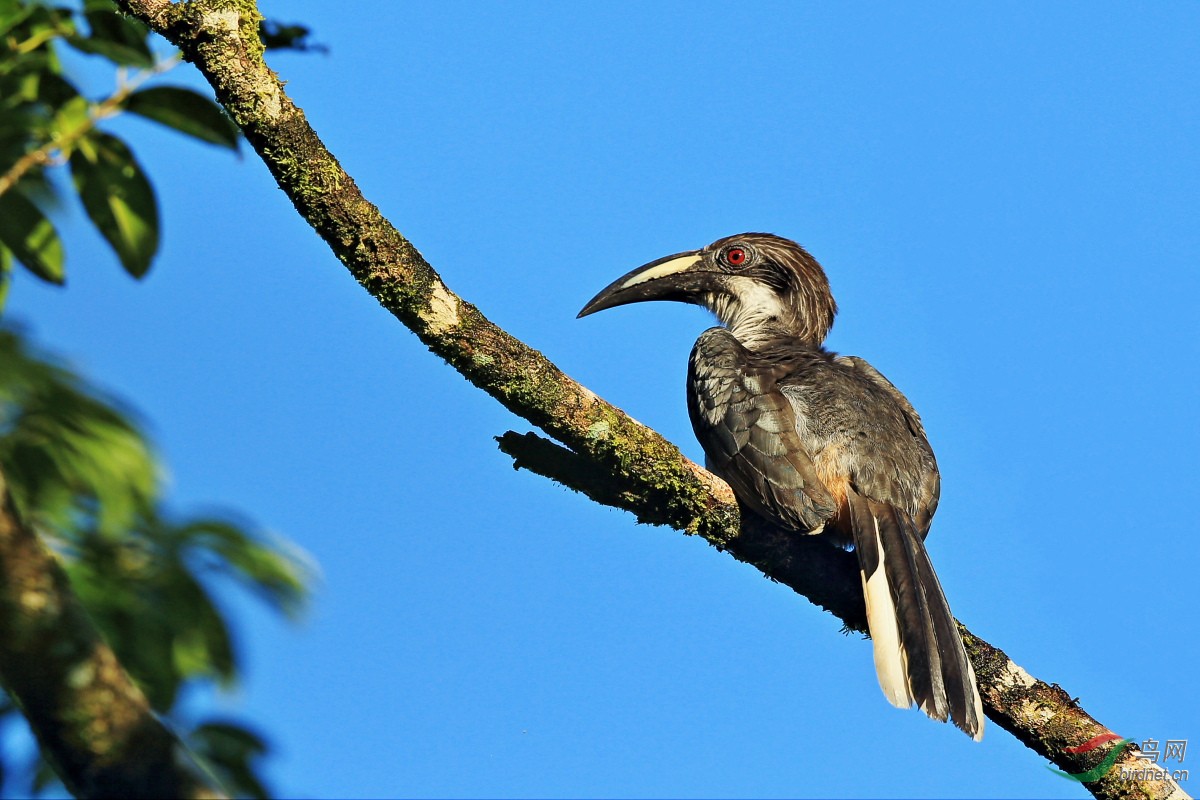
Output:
578,233,984,740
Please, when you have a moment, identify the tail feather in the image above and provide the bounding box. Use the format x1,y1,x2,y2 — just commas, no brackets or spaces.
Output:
904,520,984,739
854,511,916,709
848,491,984,740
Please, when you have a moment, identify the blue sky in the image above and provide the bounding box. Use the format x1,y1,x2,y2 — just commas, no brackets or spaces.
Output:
6,2,1199,797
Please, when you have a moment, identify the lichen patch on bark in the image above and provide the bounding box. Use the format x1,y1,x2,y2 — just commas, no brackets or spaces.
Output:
421,281,461,335
997,658,1038,690
199,8,239,33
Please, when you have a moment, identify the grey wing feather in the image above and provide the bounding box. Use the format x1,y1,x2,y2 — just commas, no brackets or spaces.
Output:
688,329,836,532
835,355,941,537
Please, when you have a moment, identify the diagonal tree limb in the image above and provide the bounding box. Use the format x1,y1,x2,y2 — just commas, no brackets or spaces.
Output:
494,429,866,623
104,2,1189,798
0,467,227,800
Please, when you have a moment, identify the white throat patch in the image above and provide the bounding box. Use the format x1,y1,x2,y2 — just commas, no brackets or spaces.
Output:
714,276,787,344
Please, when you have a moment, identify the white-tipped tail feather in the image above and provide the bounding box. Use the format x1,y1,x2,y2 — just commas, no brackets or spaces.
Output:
861,522,912,708
959,633,985,742
849,491,985,740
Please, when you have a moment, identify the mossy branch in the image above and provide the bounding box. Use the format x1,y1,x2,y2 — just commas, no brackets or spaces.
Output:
103,2,1190,799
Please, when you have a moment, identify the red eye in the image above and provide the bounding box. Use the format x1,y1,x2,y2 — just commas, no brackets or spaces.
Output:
726,247,747,266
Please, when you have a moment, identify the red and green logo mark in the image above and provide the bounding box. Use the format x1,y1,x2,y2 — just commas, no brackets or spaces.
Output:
1049,733,1132,782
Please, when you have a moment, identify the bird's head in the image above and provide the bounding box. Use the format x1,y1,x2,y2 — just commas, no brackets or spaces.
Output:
578,232,837,347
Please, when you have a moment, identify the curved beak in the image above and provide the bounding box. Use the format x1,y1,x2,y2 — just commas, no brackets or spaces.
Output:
577,250,716,318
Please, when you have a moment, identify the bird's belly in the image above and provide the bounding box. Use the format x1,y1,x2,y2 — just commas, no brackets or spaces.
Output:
809,444,852,510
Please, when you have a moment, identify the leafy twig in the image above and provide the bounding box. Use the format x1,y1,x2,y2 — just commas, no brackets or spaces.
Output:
0,53,179,199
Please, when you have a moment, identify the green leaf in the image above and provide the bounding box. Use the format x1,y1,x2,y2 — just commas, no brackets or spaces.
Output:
30,71,82,110
182,518,313,618
47,94,89,159
65,7,153,68
0,1,36,41
0,190,64,284
1,3,72,54
259,19,326,54
125,86,240,150
172,574,236,683
189,721,271,800
70,132,159,278
0,328,160,533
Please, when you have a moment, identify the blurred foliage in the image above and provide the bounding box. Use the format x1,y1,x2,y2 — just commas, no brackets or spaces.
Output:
0,3,321,796
259,19,325,54
0,325,314,798
189,721,272,800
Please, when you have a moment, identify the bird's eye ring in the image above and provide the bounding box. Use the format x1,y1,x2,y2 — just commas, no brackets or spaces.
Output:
725,247,748,267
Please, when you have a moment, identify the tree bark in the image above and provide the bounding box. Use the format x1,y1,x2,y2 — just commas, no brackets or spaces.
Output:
0,468,226,799
89,2,1190,798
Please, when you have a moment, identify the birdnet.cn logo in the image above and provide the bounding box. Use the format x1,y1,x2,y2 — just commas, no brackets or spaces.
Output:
1049,734,1189,783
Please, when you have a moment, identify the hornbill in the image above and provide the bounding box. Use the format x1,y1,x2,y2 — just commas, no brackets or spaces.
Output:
578,233,984,740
